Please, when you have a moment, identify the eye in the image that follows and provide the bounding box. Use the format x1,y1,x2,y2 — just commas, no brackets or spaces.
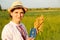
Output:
15,12,18,14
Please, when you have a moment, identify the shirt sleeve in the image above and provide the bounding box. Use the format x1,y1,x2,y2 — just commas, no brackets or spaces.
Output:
1,25,13,40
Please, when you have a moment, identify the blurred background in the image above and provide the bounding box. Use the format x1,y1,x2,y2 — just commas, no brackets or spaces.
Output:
0,0,60,40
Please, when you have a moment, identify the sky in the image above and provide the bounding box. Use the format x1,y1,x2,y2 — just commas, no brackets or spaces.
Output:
0,0,60,9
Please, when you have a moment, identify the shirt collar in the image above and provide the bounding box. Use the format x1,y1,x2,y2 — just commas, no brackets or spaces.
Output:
10,21,21,26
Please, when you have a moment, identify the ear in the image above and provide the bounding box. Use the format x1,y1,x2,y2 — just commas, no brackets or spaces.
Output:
10,12,13,17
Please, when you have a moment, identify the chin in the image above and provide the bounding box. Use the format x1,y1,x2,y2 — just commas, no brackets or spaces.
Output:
17,19,21,22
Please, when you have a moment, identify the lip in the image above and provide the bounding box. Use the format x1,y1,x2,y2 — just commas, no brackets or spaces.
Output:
17,17,20,19
17,17,22,20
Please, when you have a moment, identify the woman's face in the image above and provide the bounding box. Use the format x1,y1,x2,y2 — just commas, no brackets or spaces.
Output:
10,9,24,22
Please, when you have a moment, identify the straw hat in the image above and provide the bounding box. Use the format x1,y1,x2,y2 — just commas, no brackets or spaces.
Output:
8,1,27,13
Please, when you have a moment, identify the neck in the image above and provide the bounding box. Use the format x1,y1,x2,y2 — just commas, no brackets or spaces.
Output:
12,19,20,24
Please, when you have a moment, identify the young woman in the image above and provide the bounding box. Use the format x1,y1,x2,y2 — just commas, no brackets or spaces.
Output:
1,1,34,40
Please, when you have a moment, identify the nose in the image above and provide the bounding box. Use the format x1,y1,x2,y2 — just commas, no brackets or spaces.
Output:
17,13,20,17
17,13,24,17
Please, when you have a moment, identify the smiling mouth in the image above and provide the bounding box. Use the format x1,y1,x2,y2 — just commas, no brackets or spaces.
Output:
17,17,22,19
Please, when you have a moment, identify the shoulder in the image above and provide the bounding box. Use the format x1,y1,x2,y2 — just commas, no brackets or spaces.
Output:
20,23,25,27
1,22,13,35
20,22,26,30
1,22,13,40
2,23,11,31
3,22,13,30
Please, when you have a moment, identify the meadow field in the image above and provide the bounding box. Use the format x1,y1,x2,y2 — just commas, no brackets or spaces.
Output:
0,10,60,40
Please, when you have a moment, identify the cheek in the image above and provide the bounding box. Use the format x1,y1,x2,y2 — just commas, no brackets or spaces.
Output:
11,13,17,18
20,14,24,17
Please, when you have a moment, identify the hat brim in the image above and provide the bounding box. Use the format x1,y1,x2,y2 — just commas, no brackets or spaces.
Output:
8,5,27,13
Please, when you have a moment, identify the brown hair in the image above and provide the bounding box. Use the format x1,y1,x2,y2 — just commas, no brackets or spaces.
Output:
9,7,25,18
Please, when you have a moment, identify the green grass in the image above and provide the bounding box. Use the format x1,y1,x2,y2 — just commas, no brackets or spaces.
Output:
0,11,60,40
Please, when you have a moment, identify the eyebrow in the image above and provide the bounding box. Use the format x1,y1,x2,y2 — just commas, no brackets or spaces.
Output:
20,12,24,13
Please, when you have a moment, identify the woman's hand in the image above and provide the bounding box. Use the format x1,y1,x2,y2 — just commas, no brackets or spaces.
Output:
26,37,34,40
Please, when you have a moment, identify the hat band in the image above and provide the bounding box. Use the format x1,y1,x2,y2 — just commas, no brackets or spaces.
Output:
14,5,23,8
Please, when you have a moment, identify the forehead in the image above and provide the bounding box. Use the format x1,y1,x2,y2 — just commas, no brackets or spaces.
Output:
13,9,24,12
